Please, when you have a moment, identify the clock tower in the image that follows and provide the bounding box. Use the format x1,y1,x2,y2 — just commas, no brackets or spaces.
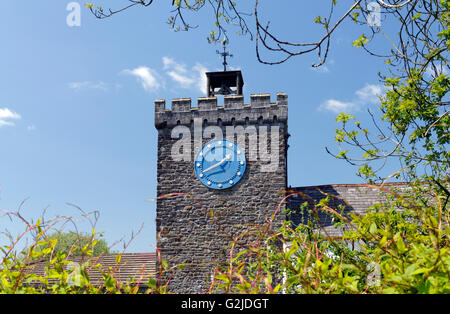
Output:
154,70,288,293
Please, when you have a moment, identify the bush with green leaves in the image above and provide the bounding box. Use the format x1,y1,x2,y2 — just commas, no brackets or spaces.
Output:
207,0,450,291
208,180,449,294
0,208,170,294
33,231,110,258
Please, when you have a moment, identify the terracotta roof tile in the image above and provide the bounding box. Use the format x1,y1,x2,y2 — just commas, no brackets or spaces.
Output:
27,252,157,286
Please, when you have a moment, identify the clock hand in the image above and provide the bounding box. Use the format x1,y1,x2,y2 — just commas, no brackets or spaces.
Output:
202,154,231,173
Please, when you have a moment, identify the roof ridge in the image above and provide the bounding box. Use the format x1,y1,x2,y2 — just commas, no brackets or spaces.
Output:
290,182,409,190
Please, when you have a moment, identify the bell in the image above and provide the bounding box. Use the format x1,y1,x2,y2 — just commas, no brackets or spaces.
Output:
216,84,233,95
206,70,244,97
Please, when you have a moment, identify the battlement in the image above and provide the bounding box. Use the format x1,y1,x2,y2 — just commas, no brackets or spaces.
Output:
155,93,288,128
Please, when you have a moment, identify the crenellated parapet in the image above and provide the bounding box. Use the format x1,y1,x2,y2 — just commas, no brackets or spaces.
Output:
154,93,288,129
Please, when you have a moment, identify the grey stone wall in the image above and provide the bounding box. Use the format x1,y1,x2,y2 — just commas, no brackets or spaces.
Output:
154,94,288,293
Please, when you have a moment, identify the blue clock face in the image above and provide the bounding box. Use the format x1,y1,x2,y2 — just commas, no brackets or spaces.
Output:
194,139,246,190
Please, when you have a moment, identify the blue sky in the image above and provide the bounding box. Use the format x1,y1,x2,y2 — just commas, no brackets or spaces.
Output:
0,1,395,252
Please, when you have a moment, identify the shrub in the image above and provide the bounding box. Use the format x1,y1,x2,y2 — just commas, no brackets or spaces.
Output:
209,181,450,294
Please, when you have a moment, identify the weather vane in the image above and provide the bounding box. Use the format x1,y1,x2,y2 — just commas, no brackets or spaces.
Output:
216,39,233,72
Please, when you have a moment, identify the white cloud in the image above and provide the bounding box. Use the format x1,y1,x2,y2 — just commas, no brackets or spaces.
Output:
27,125,36,131
319,83,385,114
68,81,108,91
193,63,209,95
228,65,242,71
0,107,21,127
319,99,358,114
355,84,383,105
121,59,209,95
166,70,195,88
163,57,209,95
122,66,161,92
163,57,195,87
163,56,187,74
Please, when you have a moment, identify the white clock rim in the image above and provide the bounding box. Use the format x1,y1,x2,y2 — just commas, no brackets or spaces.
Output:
194,140,246,189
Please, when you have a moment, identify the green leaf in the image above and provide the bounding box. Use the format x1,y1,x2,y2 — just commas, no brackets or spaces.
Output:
411,268,429,276
369,222,377,234
395,233,406,254
148,278,157,290
336,113,355,123
352,34,369,48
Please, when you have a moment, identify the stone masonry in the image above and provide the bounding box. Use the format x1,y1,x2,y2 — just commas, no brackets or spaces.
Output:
154,93,288,293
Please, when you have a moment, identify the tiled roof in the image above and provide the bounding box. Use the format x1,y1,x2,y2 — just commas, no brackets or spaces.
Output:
286,182,409,238
27,252,157,286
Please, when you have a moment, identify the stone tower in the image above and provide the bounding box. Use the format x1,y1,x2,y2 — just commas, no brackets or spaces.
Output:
154,70,288,293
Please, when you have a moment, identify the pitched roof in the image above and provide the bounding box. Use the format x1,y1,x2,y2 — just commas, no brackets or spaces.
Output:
27,252,157,286
286,182,409,238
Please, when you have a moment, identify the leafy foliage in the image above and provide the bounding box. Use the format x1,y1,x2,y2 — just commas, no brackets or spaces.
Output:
208,182,449,294
205,0,450,294
36,231,110,257
0,208,171,294
3,0,449,295
330,1,449,184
